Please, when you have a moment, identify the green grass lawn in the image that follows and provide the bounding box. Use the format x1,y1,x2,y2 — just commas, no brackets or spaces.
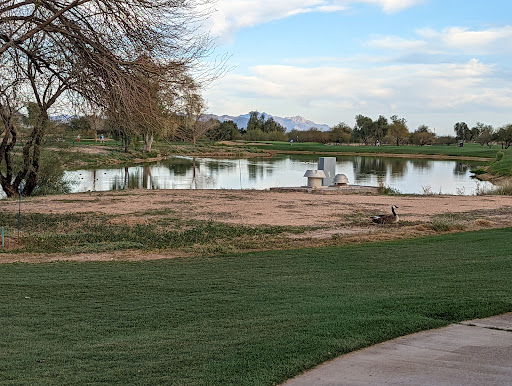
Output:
1,228,511,385
236,141,511,159
489,155,512,177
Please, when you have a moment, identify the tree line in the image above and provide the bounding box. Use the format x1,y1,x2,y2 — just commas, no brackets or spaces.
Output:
201,112,512,149
26,103,512,153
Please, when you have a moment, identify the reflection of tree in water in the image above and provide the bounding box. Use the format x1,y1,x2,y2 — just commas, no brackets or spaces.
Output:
204,160,237,174
142,165,157,189
353,157,408,179
353,157,386,177
248,162,265,180
167,158,194,176
454,162,470,176
409,159,432,171
189,158,216,189
111,167,138,190
387,159,408,177
110,166,160,190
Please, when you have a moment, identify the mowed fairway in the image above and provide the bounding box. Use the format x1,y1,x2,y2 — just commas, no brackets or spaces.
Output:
1,228,511,385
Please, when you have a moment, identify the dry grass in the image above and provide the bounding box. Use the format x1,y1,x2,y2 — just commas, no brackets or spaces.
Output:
1,190,512,262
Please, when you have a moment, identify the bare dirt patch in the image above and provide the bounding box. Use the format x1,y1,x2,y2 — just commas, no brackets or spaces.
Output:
49,145,115,155
1,189,511,263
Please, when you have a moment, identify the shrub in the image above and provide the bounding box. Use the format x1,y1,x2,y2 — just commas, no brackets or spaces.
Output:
377,182,401,195
428,217,466,232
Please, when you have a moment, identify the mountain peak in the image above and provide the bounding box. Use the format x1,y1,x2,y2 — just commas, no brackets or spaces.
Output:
209,112,330,132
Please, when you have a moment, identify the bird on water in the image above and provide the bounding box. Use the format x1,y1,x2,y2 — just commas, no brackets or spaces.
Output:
371,205,399,224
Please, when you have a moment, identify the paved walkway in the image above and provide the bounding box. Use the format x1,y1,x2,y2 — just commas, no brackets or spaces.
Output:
283,313,512,385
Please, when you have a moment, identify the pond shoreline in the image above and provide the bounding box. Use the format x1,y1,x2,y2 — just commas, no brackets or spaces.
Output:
264,150,492,162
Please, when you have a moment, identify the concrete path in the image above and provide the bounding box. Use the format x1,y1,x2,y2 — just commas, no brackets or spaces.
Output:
283,313,512,386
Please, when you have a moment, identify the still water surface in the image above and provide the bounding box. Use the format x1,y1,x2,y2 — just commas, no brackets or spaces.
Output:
65,155,492,195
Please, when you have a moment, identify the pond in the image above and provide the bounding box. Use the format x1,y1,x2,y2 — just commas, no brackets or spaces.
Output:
64,155,493,195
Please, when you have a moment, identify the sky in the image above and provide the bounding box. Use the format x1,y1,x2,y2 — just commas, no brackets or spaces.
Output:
202,0,512,135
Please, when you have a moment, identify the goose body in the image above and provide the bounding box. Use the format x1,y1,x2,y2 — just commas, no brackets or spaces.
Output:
371,205,399,224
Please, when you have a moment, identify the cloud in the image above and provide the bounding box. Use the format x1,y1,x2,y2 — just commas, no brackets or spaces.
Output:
441,26,512,53
204,59,511,131
208,0,422,41
366,36,427,51
362,0,423,13
390,26,512,55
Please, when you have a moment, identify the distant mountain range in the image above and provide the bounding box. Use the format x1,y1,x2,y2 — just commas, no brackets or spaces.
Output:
52,111,331,132
207,112,331,132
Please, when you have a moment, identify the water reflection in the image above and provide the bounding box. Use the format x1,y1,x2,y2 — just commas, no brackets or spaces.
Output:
352,157,409,179
454,162,470,176
108,165,161,190
248,162,265,180
64,155,493,195
410,159,432,171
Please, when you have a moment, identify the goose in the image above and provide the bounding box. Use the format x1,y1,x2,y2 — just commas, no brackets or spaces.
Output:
371,205,399,224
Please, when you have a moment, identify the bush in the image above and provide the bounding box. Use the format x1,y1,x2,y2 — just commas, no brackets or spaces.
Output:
496,151,504,161
31,152,78,196
377,182,401,195
244,129,287,142
428,217,465,232
435,136,458,146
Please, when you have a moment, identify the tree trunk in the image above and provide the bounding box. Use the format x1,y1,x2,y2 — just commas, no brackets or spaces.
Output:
123,136,130,153
0,106,47,197
143,133,154,152
23,114,47,196
0,110,17,197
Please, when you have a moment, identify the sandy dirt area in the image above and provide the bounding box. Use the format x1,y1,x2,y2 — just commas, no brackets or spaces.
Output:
1,189,511,263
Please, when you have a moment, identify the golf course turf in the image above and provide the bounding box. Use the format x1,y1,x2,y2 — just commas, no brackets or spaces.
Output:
1,227,511,385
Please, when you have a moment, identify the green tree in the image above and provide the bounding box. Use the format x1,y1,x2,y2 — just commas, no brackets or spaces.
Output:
263,117,286,133
290,128,329,143
246,111,264,132
453,122,470,142
470,124,482,141
411,125,435,146
329,122,353,144
475,123,494,148
388,115,410,146
68,117,91,133
495,124,512,149
353,115,374,145
372,115,388,145
435,135,458,146
245,112,287,140
206,120,240,141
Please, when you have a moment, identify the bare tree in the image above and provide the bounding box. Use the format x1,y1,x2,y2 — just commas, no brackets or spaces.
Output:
85,114,104,143
182,91,216,144
0,0,220,196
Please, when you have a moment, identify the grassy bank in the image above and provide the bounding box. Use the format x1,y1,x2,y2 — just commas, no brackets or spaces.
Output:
1,228,511,385
232,141,511,160
472,151,512,185
50,138,267,169
489,155,512,177
0,210,308,255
